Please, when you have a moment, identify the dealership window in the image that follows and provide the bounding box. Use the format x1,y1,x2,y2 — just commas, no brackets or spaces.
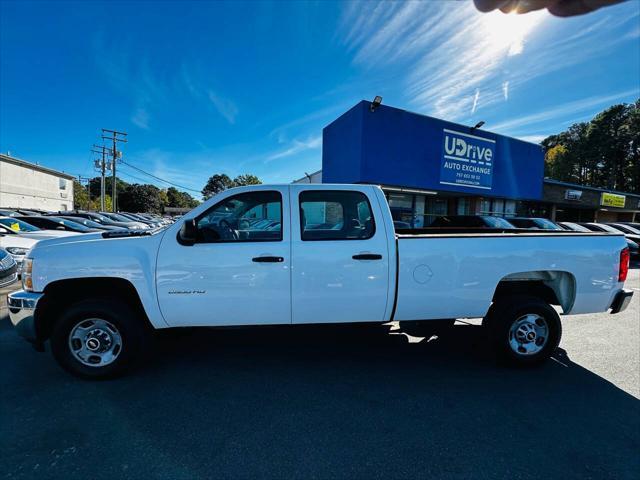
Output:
300,190,374,241
476,198,515,217
457,197,471,215
478,198,492,215
423,197,448,226
504,200,516,217
387,193,414,225
195,191,282,243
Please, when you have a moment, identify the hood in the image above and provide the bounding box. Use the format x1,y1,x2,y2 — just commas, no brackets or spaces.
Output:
29,228,160,252
0,234,38,249
13,230,81,240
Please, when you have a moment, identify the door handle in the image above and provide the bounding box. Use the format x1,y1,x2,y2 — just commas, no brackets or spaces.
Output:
252,256,284,263
352,253,383,260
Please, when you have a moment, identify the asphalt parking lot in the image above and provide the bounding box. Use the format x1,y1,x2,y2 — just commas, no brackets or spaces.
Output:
1,267,639,479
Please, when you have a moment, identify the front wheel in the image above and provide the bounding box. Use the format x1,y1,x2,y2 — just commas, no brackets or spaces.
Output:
50,298,149,379
485,296,562,366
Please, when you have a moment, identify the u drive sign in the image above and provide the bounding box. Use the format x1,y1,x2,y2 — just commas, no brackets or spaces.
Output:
440,129,495,190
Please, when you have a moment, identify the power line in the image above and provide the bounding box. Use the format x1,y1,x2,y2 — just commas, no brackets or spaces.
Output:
102,129,127,212
119,160,201,194
117,169,158,185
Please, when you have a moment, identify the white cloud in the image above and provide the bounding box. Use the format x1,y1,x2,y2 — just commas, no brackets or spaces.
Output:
490,89,639,133
517,134,546,144
207,91,239,124
131,107,150,130
266,135,322,162
340,2,547,119
339,2,638,122
471,89,480,113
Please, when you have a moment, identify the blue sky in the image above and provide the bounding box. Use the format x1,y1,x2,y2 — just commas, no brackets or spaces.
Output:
1,0,639,197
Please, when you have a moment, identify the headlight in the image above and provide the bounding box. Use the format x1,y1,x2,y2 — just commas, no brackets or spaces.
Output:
22,258,33,291
6,247,28,256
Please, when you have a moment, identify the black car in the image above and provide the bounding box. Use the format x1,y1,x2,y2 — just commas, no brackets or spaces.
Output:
580,223,640,257
507,217,563,230
15,216,100,233
0,247,19,288
430,215,516,229
57,216,123,231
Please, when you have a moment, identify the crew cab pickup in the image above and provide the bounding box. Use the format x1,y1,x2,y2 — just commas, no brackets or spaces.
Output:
8,184,633,378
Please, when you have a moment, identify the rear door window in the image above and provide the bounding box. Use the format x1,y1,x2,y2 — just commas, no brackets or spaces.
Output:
299,191,375,241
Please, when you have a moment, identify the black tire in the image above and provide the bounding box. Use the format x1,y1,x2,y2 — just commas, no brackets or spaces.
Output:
400,319,456,338
50,297,149,379
485,295,561,366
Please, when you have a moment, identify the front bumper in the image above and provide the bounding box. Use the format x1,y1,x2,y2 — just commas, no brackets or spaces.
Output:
610,289,634,314
0,262,19,288
7,290,44,343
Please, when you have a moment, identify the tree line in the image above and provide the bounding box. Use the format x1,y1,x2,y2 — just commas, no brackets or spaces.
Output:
542,99,639,194
73,173,262,213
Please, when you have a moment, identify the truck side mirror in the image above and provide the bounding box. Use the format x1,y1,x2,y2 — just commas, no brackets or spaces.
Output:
178,219,197,246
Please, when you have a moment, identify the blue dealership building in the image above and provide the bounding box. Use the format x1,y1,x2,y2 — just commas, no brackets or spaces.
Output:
296,101,639,225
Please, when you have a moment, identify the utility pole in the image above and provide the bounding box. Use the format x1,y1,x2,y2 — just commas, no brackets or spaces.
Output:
91,145,110,211
101,129,127,212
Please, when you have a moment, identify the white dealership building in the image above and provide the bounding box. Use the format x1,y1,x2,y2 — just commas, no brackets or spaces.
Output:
0,153,75,211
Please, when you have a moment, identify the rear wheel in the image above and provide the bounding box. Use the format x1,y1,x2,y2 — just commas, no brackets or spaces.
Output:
485,296,561,366
50,298,149,379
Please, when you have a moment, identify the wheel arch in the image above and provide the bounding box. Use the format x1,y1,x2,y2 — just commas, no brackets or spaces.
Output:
35,277,154,342
491,270,576,313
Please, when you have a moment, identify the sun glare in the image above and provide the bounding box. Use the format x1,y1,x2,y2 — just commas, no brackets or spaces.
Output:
481,10,547,56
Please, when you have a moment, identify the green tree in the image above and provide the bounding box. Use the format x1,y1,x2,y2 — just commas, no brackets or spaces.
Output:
89,194,112,212
233,174,262,187
118,184,162,213
166,187,199,208
73,180,90,210
541,99,640,193
88,176,129,199
202,174,235,199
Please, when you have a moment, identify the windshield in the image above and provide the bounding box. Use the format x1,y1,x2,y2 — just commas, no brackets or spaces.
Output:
595,224,624,234
0,217,41,232
107,213,133,222
534,219,562,230
54,217,93,232
484,217,515,228
613,224,640,235
562,222,590,232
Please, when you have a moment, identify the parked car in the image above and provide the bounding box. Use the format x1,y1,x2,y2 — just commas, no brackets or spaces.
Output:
581,222,640,243
556,221,590,232
580,223,640,257
430,215,516,228
0,209,19,217
608,223,640,236
0,247,19,288
0,227,37,268
620,222,640,230
507,217,563,230
53,211,142,230
8,184,632,379
98,212,149,230
56,216,124,232
117,212,159,228
0,218,80,240
14,216,101,233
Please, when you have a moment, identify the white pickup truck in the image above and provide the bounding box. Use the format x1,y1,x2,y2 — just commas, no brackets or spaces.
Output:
8,184,633,378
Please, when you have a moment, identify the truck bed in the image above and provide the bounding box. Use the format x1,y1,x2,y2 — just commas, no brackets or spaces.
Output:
393,230,626,321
